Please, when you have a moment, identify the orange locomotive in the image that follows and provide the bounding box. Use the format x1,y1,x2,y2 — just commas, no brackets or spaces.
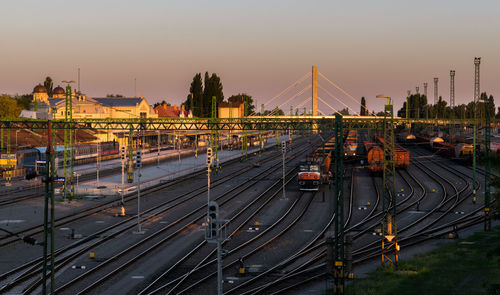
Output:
364,141,384,173
344,129,358,157
298,137,334,191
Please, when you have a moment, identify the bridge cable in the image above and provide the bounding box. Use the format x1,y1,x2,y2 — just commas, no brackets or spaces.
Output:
318,71,368,114
317,96,340,114
318,84,360,116
261,72,311,110
268,86,311,115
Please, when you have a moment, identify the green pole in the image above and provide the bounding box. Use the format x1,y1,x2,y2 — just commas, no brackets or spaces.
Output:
473,123,477,204
127,125,134,183
484,100,491,231
67,85,74,200
6,125,11,185
260,104,264,153
228,101,232,151
63,87,69,200
333,114,344,294
241,100,247,161
211,96,219,169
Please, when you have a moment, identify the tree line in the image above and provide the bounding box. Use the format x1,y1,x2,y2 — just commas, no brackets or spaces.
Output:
180,72,256,117
396,92,496,119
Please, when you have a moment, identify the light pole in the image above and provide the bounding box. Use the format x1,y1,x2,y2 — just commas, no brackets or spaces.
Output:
96,141,100,187
135,149,144,234
281,141,287,200
157,130,160,167
15,129,19,148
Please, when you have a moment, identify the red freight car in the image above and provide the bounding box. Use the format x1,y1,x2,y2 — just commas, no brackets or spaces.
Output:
374,135,410,168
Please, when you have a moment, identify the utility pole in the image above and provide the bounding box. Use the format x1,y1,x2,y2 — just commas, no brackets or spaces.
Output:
450,70,456,143
433,78,439,106
281,141,287,200
241,100,247,161
42,120,56,295
134,149,144,234
484,95,491,231
333,114,344,294
134,78,137,98
121,146,125,205
206,200,223,295
62,80,75,200
211,96,219,170
229,101,233,151
96,141,100,187
450,70,455,108
473,57,481,204
157,130,161,167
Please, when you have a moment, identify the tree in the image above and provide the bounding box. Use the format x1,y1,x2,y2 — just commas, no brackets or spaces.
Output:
44,76,53,97
397,94,427,118
262,107,284,116
153,100,170,108
360,97,368,116
227,93,255,115
13,94,32,110
338,108,350,115
0,94,22,117
181,73,203,117
202,72,224,117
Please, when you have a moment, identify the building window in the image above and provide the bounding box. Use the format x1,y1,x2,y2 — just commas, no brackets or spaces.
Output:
140,112,147,118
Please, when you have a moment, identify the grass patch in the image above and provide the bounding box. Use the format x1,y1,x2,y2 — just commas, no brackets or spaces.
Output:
346,226,500,295
479,155,500,175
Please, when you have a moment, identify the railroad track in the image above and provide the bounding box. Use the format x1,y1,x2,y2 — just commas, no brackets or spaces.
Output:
0,137,312,247
0,135,323,294
250,146,487,294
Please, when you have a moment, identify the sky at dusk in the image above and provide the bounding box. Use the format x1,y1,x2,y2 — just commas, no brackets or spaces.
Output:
1,0,499,114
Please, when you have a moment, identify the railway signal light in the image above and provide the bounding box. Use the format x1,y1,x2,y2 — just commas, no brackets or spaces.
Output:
281,141,287,153
206,201,219,241
121,146,126,160
207,148,213,166
136,150,142,168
